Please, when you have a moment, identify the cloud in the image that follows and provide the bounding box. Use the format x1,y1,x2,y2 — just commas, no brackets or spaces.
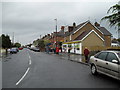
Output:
2,1,119,45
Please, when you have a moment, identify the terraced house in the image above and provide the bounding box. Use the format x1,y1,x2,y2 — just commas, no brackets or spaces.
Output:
62,20,112,54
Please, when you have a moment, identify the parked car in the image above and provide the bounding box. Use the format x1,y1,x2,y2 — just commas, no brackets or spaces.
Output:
19,47,23,50
89,50,120,80
10,48,19,54
32,48,40,52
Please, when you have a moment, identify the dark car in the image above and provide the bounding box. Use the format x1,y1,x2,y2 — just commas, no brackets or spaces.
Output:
10,48,18,54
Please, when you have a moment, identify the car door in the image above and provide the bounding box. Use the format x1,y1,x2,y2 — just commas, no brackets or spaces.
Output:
117,53,120,79
105,52,119,78
94,52,108,73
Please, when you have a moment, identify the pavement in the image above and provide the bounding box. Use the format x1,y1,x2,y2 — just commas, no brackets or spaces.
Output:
0,49,8,59
48,52,89,65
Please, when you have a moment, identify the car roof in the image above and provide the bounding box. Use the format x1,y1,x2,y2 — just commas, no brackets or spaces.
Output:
101,50,120,53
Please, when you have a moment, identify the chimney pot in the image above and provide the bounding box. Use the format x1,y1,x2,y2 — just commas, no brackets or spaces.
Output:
94,22,100,27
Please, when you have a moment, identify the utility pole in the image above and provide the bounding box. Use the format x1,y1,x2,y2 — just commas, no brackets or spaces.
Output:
12,32,14,45
54,19,57,47
40,35,42,39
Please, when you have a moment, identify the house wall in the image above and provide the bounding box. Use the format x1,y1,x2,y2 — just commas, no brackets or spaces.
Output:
65,22,104,42
49,36,64,43
64,22,111,47
104,35,111,47
72,22,104,40
82,32,104,47
65,36,70,42
81,32,104,54
57,36,64,42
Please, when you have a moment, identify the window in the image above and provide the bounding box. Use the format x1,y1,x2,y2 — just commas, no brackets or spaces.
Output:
70,35,72,41
94,52,101,58
106,52,118,62
97,52,108,60
63,45,67,48
117,53,120,58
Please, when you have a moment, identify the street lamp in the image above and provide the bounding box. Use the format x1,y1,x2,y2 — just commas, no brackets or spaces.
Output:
54,19,57,47
63,25,69,42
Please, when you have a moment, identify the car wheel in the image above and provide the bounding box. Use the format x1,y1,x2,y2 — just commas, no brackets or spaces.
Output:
91,65,97,75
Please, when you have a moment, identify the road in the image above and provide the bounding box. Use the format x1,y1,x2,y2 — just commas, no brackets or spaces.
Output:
2,48,119,88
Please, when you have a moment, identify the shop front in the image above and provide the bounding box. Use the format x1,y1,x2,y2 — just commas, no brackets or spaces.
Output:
62,41,82,54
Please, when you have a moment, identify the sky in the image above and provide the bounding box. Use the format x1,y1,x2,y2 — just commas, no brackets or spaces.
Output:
1,0,119,45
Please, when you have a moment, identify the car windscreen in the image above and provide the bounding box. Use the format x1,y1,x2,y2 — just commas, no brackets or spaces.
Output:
117,53,120,58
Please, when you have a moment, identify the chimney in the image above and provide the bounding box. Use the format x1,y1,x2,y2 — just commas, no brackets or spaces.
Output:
61,26,65,30
94,22,100,27
48,34,50,36
68,26,73,32
73,22,76,27
68,22,76,32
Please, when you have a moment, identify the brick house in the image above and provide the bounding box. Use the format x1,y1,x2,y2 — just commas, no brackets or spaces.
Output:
62,20,112,54
48,32,64,44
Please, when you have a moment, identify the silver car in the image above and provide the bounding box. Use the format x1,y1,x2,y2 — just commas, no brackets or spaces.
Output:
89,50,120,80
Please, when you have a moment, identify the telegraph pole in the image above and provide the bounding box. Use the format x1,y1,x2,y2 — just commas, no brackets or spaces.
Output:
40,35,42,39
12,32,14,45
54,19,57,47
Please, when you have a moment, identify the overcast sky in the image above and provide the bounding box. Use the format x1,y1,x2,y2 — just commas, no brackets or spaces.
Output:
1,0,119,45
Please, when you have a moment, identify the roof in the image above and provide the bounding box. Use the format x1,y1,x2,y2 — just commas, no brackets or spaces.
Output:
67,21,112,36
74,30,90,41
74,30,104,41
71,21,88,34
97,27,112,36
64,21,89,37
54,20,112,39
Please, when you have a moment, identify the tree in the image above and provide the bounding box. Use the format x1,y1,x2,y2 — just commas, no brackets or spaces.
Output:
33,39,39,46
0,34,12,55
44,40,50,46
1,34,12,49
101,3,120,39
117,38,120,42
38,39,45,48
14,42,21,48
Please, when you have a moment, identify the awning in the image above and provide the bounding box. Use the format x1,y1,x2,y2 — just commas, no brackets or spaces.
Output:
63,41,81,44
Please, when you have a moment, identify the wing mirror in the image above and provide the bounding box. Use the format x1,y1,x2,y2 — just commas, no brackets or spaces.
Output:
112,60,118,64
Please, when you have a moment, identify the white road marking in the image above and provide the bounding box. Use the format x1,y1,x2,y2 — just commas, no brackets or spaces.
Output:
15,50,32,86
16,67,30,86
28,52,32,65
29,59,31,65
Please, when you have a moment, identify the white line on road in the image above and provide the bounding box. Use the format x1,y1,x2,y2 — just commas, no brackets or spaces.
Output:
28,52,32,65
15,50,32,86
29,59,31,65
16,67,30,86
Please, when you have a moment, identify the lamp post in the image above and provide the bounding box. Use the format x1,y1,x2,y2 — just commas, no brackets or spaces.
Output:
63,25,68,42
54,19,57,47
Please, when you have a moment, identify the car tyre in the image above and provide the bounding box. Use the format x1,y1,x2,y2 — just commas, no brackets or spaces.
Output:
91,65,97,75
